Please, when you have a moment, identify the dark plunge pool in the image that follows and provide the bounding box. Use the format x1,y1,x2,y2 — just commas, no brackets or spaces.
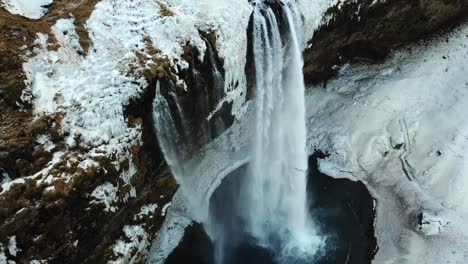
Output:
165,152,377,264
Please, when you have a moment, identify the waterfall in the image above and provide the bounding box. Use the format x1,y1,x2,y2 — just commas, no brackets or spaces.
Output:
152,1,324,263
246,0,323,260
152,81,187,178
205,1,323,263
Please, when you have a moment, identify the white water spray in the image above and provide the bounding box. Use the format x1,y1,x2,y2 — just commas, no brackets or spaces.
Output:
239,0,323,260
152,81,187,177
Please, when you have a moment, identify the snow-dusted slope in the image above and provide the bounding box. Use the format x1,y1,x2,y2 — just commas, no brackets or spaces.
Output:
1,0,252,262
1,0,53,19
307,23,468,264
3,0,253,207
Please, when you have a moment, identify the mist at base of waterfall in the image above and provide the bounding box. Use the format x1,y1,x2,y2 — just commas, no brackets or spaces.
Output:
165,155,377,264
167,165,323,264
206,164,325,264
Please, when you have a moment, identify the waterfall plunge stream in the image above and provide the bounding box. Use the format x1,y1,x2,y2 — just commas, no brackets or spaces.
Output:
246,2,310,243
205,2,323,263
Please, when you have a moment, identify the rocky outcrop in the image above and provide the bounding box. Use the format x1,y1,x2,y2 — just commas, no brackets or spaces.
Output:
304,0,468,84
170,34,235,154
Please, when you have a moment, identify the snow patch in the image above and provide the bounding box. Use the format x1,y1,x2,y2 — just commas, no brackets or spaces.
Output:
90,182,119,213
43,186,55,194
110,225,150,264
30,260,48,264
371,0,388,6
1,0,53,19
134,204,158,220
0,169,11,186
161,202,171,217
0,237,19,264
0,243,6,264
8,236,19,257
36,134,55,152
1,178,25,195
51,18,84,56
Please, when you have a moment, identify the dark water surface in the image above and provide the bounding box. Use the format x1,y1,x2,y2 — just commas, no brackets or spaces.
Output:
165,152,377,264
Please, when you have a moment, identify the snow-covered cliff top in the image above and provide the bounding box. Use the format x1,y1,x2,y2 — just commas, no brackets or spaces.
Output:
1,0,53,19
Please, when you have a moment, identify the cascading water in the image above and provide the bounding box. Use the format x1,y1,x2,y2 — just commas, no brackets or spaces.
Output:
244,0,322,258
153,81,188,177
205,1,323,263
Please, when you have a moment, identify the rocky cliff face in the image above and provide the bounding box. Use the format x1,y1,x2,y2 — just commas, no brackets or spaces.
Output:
0,0,467,263
0,1,175,263
304,0,468,84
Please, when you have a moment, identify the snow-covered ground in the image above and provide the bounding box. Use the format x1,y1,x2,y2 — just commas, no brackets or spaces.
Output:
1,0,53,19
307,23,468,264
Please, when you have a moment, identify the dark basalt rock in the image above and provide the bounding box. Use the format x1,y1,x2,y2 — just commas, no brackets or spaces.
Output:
172,34,235,156
307,152,378,263
303,0,468,84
